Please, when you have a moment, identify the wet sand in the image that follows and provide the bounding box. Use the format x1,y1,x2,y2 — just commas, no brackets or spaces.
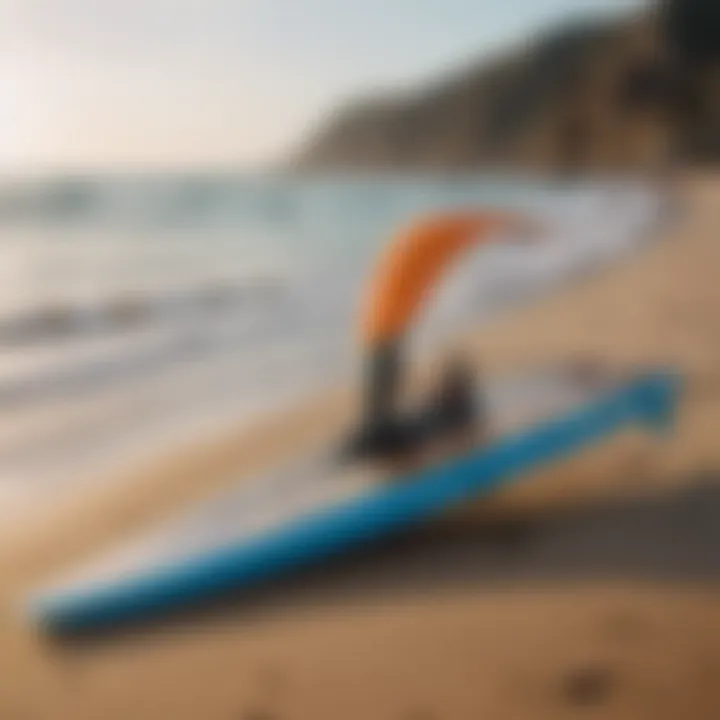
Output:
2,174,720,719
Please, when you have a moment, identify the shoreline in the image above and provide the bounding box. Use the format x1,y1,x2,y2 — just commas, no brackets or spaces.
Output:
2,173,720,719
0,180,665,544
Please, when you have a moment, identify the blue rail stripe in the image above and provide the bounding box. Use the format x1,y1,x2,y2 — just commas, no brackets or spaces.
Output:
29,370,680,632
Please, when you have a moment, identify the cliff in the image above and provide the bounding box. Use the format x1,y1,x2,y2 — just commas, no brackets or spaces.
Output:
293,13,719,173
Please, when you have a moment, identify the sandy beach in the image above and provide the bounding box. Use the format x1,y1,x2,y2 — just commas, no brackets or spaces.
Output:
2,174,720,719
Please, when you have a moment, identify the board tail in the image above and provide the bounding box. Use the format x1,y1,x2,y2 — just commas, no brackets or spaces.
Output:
630,369,681,435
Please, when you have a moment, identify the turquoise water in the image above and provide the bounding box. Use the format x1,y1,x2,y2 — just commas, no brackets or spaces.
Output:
0,174,662,515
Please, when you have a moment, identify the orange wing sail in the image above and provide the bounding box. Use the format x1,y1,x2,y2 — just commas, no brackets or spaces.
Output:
360,210,520,346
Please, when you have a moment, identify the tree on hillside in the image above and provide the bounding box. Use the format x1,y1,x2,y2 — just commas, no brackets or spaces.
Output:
661,0,720,65
658,0,719,160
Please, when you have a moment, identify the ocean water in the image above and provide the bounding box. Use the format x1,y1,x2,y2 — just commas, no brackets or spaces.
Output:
0,174,663,518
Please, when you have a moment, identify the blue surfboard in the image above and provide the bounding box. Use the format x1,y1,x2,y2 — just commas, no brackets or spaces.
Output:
28,366,680,633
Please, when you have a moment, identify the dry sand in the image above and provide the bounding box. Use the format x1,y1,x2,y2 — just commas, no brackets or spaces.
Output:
2,175,720,719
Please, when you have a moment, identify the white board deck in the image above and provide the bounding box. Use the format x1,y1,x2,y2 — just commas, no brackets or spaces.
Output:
36,365,624,594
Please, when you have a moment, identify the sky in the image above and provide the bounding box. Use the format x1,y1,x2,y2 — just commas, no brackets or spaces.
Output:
0,0,645,171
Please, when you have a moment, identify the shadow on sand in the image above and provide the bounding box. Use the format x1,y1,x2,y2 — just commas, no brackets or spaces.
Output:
48,476,720,648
